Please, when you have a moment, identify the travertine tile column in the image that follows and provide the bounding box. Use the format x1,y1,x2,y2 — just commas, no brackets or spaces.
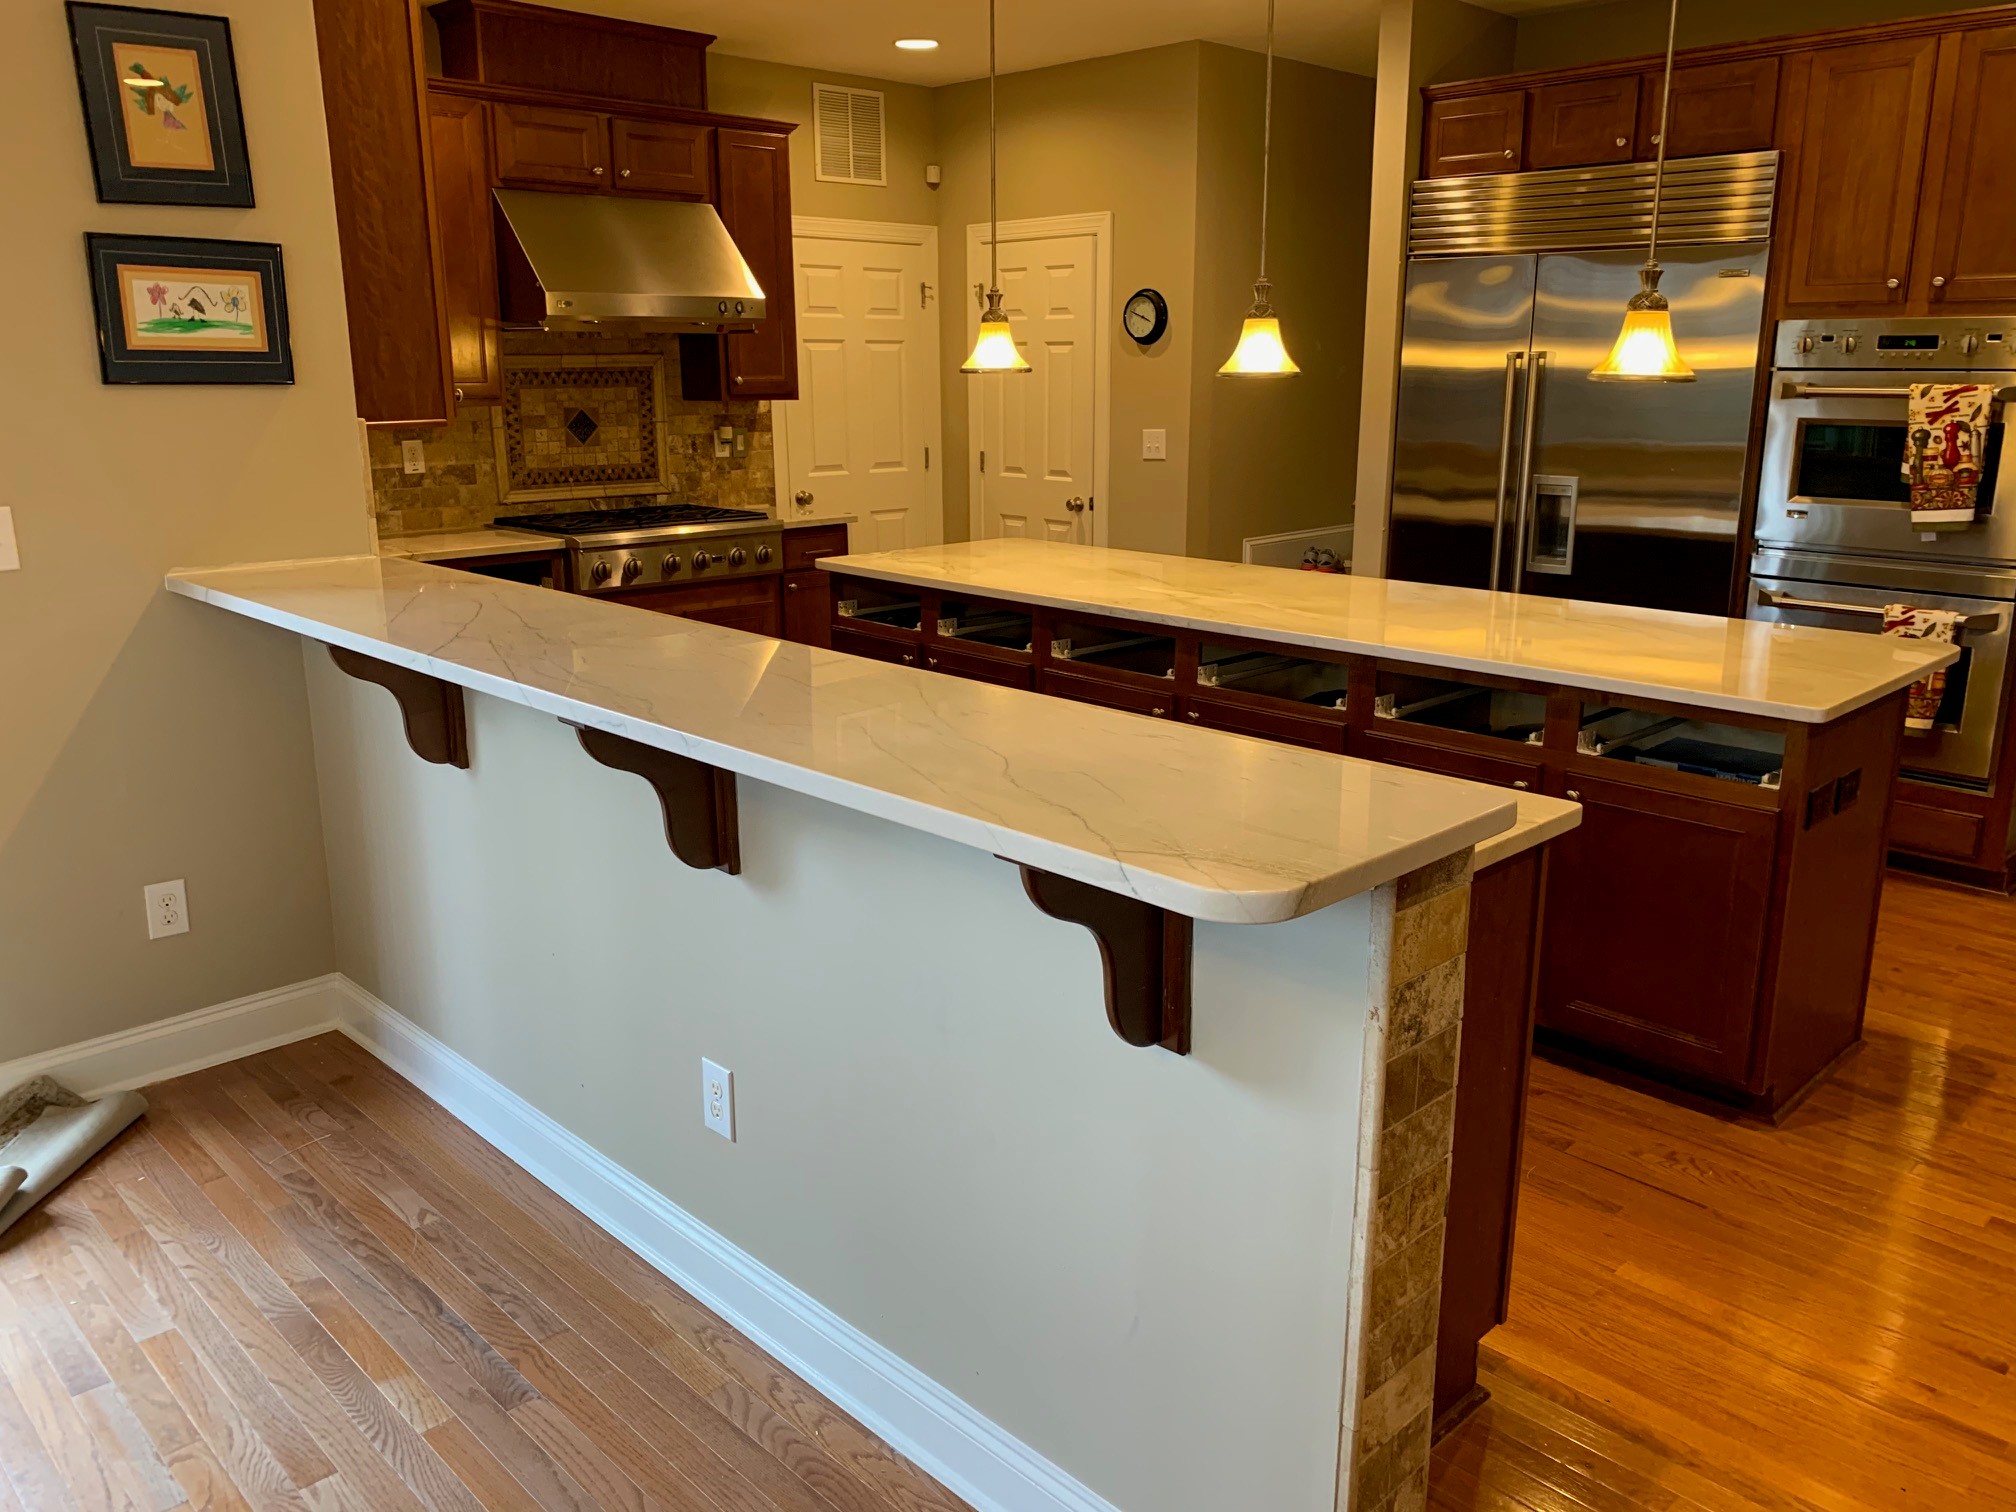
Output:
1339,847,1472,1511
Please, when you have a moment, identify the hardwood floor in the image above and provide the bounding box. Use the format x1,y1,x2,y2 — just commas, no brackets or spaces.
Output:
0,1033,968,1512
1432,870,2016,1512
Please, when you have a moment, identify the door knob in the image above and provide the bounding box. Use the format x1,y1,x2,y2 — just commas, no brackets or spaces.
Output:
1065,497,1086,513
795,490,815,507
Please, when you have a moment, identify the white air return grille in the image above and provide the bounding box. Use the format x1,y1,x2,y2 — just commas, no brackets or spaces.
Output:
813,83,887,186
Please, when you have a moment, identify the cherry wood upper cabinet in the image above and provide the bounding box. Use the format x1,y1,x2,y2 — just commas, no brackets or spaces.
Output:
716,129,798,399
426,93,503,406
1777,36,1941,312
1423,90,1526,177
1919,26,2016,308
611,119,714,199
1637,56,1778,158
492,102,610,189
1526,76,1639,169
432,0,709,109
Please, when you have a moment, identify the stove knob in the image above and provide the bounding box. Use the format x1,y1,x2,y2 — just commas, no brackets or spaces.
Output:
1844,334,1859,355
728,547,748,568
662,553,681,577
754,544,773,565
621,557,643,584
591,560,613,586
1796,335,1815,354
692,551,712,570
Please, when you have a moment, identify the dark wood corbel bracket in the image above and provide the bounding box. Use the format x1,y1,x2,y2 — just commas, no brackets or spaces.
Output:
1017,866,1193,1054
572,724,741,874
328,646,469,768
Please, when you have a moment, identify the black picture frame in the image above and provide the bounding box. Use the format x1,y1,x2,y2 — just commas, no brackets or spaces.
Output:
86,233,293,385
67,3,254,207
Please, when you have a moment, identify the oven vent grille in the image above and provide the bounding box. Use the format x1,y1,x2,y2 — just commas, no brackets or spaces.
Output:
1409,150,1778,257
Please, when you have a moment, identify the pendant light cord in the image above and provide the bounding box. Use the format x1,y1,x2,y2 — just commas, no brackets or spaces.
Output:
1257,0,1275,291
1647,0,1678,264
988,0,1000,293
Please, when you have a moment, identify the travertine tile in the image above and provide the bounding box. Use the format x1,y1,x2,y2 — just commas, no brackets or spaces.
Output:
1396,848,1472,907
1391,884,1470,981
1368,1220,1444,1320
1389,955,1465,1055
1378,1091,1455,1197
1371,1161,1450,1266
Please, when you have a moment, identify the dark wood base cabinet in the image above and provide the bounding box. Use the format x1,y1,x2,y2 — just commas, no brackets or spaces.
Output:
825,574,1910,1119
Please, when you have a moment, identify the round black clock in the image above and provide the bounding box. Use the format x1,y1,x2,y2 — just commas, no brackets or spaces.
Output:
1123,288,1169,346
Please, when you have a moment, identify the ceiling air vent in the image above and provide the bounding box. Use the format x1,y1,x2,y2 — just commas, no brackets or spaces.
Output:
813,83,887,186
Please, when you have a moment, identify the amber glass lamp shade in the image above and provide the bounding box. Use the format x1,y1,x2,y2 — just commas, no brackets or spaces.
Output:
1590,264,1696,382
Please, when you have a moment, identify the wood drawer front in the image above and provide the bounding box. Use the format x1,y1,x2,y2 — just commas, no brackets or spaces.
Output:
784,525,851,571
1424,90,1525,177
923,643,1033,690
1038,669,1178,720
493,103,609,188
1182,692,1345,753
1354,728,1542,790
1889,790,1988,862
612,118,713,197
610,578,780,638
1640,57,1778,158
832,625,917,667
1538,775,1775,1087
1527,76,1639,169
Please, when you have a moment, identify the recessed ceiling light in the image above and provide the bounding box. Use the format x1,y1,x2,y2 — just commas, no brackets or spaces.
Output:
894,38,939,50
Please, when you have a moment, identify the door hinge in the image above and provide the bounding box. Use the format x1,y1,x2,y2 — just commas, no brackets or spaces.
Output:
980,450,987,474
920,281,934,310
924,445,931,471
1088,495,1096,511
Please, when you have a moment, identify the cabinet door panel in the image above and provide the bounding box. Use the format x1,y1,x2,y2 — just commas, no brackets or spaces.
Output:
781,569,832,648
612,580,780,637
1037,670,1177,720
1538,774,1775,1086
1639,57,1778,158
1779,37,1939,310
427,92,501,405
923,644,1033,690
612,118,713,198
716,129,798,398
493,103,609,189
1182,693,1344,753
1527,76,1638,169
832,625,916,667
1424,91,1525,178
1353,728,1542,791
1922,26,2016,308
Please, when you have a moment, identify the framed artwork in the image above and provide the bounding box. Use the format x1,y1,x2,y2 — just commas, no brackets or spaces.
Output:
67,3,253,206
85,234,292,385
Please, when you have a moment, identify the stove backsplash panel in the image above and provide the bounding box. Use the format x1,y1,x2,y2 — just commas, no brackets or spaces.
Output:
368,330,773,538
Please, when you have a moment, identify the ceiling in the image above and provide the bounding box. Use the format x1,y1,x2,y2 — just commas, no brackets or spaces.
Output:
507,0,1593,84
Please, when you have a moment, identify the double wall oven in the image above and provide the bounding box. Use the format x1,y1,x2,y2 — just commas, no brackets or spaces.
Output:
1750,317,2016,791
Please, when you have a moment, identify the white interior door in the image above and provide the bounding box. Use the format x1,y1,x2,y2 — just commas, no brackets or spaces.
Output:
778,220,942,551
967,216,1110,545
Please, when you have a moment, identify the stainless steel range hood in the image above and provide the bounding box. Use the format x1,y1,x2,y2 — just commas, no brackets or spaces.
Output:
492,188,765,332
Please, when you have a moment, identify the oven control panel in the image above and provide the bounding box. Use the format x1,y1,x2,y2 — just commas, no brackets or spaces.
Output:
577,531,782,593
1776,316,2016,370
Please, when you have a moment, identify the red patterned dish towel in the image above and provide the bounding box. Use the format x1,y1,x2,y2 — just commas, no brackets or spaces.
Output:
1883,604,1961,730
1902,382,1993,529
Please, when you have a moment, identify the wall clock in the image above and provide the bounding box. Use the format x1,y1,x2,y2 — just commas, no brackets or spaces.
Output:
1124,288,1169,346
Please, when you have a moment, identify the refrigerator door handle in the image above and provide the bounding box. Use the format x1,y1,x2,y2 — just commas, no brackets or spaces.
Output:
1490,350,1526,590
1510,350,1547,592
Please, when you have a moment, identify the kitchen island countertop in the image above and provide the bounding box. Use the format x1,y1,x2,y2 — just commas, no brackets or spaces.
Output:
378,513,858,564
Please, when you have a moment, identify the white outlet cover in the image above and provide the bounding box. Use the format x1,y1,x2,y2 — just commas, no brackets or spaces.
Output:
144,879,189,940
702,1058,735,1141
400,439,426,474
1141,428,1168,461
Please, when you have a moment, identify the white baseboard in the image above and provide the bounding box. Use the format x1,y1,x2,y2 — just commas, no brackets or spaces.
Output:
332,978,1118,1512
0,975,349,1099
1241,523,1354,570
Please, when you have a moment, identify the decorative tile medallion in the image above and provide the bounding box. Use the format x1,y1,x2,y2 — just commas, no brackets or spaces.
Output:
495,357,666,500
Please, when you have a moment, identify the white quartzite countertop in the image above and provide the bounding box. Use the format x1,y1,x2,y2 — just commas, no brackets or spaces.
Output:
379,514,856,563
165,555,1517,924
820,540,1958,724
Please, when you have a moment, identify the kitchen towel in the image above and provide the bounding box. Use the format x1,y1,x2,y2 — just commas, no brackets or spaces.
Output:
1903,383,1994,528
0,1075,147,1238
1883,604,1963,730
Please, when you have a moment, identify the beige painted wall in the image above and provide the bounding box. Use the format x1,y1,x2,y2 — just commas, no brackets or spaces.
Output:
932,46,1204,554
1,0,365,1061
1188,47,1377,562
1512,0,1976,71
707,54,940,225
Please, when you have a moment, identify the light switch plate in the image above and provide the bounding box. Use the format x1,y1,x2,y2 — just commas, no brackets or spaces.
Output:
1141,428,1168,461
0,507,16,572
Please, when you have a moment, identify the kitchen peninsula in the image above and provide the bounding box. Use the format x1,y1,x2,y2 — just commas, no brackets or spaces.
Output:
821,539,1957,1115
166,551,1532,1511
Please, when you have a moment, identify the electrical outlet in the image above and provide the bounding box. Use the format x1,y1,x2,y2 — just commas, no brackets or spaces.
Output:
702,1058,735,1141
400,439,426,475
144,880,189,940
1141,428,1168,461
714,426,734,460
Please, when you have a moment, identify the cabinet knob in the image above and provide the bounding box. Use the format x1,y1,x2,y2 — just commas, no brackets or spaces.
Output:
592,165,605,175
1886,278,1901,290
927,656,939,668
1186,709,1200,720
619,168,632,178
785,580,799,592
733,376,745,386
1502,148,1515,159
1651,132,1662,145
901,652,916,664
1614,136,1627,147
1933,275,1948,288
1513,779,1529,790
1151,706,1168,718
453,386,464,401
1566,789,1582,801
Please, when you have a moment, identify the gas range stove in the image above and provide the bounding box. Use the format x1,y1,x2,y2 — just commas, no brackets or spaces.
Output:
497,505,782,593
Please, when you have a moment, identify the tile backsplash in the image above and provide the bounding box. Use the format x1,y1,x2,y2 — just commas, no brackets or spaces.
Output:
367,330,774,538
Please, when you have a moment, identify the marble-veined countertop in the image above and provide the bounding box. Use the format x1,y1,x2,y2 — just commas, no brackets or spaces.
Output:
164,554,1518,924
819,540,1958,724
378,514,857,563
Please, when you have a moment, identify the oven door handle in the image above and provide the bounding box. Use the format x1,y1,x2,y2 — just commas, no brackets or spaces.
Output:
1758,587,1999,633
1778,382,2016,402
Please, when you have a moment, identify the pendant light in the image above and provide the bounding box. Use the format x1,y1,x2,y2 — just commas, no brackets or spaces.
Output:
1219,0,1298,377
962,0,1031,375
1589,0,1695,382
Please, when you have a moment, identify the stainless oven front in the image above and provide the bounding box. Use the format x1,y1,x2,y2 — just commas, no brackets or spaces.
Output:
1748,549,2014,787
1756,318,2016,565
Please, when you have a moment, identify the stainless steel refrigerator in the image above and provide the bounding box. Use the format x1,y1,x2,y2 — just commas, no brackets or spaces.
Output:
1386,154,1776,616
